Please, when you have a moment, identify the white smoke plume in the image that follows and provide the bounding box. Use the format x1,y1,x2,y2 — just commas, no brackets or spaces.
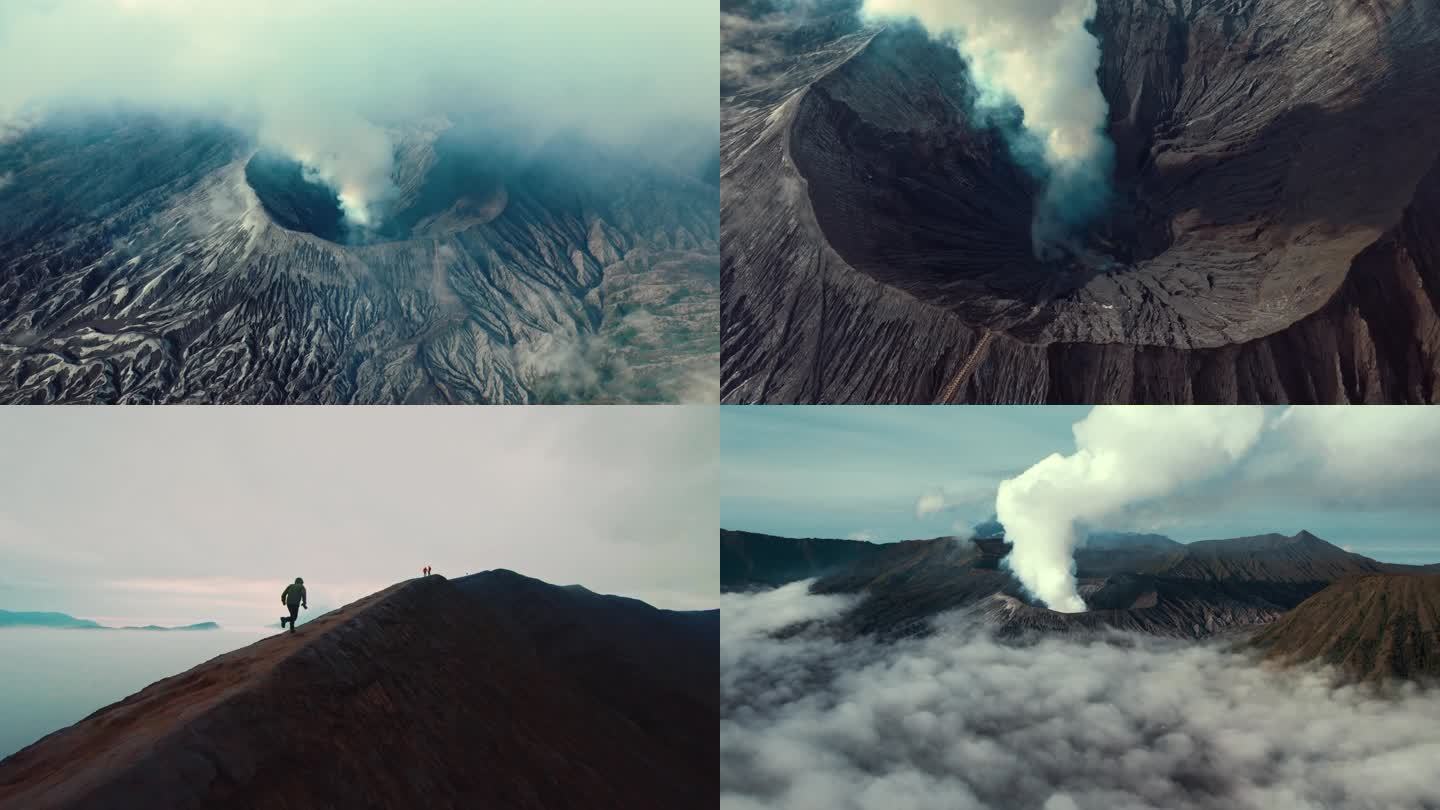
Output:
996,407,1266,612
0,0,717,227
722,587,1440,810
861,0,1115,258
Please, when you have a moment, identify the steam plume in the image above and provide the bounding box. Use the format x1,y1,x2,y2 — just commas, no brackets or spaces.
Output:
861,0,1115,258
995,407,1265,612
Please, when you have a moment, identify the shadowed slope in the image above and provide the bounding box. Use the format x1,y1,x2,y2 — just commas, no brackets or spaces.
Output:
452,569,717,785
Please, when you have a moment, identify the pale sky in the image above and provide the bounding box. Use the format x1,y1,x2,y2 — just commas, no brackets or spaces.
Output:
721,406,1440,565
0,0,718,138
0,407,717,628
0,0,719,218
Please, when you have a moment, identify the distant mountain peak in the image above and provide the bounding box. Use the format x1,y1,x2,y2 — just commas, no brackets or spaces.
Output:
0,610,216,631
719,527,1438,646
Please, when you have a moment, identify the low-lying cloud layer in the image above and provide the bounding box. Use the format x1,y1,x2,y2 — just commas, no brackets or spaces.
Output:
0,0,717,225
722,584,1440,810
860,0,1114,258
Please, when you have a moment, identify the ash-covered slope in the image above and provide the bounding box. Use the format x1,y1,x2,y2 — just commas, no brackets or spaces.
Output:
725,528,1420,640
0,114,718,404
0,574,716,810
721,0,1440,403
1252,574,1440,683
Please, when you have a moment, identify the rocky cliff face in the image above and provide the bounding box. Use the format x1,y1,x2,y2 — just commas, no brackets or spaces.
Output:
0,574,716,810
1252,573,1440,683
721,0,1440,403
0,114,717,403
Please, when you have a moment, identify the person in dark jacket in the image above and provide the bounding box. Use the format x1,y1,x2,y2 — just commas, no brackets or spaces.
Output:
280,577,307,633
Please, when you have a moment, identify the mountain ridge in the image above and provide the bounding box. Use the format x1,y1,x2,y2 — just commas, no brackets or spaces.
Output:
721,528,1437,644
0,572,715,809
0,610,218,631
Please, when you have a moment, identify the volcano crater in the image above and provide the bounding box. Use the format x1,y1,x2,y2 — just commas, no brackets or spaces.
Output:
790,2,1440,350
243,131,511,245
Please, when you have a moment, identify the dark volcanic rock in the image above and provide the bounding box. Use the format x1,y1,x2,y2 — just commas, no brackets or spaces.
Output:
0,114,717,404
0,574,715,810
1252,573,1440,683
978,576,1294,640
720,0,1440,403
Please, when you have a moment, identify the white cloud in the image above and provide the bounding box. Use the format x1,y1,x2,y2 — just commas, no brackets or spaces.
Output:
915,479,996,521
722,588,1440,810
915,492,946,519
1274,406,1440,491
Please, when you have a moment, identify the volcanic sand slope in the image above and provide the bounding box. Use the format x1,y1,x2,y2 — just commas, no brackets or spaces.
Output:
721,0,1440,403
1252,573,1440,683
0,115,717,404
0,574,716,810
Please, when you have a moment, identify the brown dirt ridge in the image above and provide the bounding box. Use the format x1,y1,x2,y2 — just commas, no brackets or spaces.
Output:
0,571,717,810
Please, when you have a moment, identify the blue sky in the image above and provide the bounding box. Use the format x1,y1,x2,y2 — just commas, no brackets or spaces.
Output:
721,406,1440,565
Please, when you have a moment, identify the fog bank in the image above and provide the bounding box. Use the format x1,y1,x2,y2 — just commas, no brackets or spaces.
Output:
722,585,1440,810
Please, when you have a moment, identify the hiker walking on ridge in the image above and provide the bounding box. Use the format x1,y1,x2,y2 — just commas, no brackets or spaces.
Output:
280,577,307,633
